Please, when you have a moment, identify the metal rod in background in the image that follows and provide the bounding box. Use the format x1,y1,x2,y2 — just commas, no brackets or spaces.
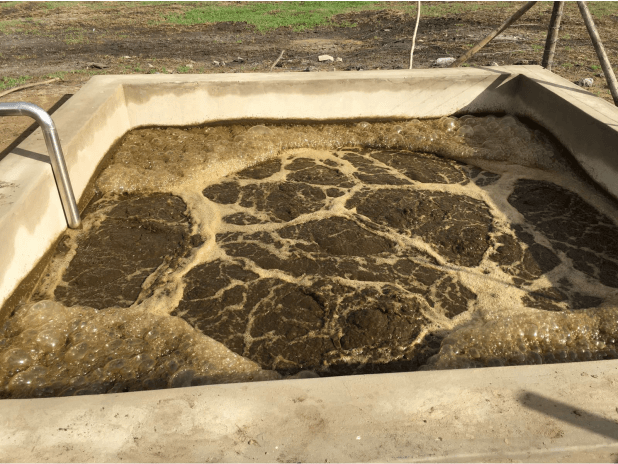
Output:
409,1,421,70
0,102,81,228
450,1,537,68
542,1,565,71
577,1,618,106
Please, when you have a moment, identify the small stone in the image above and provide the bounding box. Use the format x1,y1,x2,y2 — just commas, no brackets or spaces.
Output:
185,64,193,69
578,77,594,87
213,60,220,66
86,62,109,69
248,439,258,445
147,63,154,68
490,61,499,67
123,56,130,59
383,29,391,32
318,54,334,62
234,57,245,62
336,57,343,62
434,57,455,67
597,72,604,78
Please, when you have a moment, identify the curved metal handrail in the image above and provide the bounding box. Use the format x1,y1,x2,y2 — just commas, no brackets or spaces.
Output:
0,102,81,228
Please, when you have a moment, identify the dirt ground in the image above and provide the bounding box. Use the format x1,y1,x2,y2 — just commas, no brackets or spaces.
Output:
1,1,617,155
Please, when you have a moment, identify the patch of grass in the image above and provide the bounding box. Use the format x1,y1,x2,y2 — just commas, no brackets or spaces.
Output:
0,1,26,7
0,19,28,33
562,62,573,69
164,1,379,32
531,44,542,51
44,71,67,80
134,66,143,72
590,64,601,71
0,75,32,91
63,26,88,45
42,1,78,9
176,65,192,74
586,2,618,17
420,2,512,17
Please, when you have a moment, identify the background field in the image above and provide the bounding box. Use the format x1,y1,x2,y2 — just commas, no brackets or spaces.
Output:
1,1,617,154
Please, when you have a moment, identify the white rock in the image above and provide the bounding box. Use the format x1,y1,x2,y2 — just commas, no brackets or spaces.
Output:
185,64,193,69
318,54,334,62
148,63,154,68
579,77,594,87
434,57,455,67
212,61,220,66
336,57,343,62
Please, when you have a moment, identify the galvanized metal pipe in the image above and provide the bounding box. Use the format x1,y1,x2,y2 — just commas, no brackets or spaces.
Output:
0,102,81,228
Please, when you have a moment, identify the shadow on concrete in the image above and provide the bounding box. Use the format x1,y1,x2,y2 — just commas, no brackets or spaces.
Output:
518,391,618,441
0,94,72,163
10,147,50,164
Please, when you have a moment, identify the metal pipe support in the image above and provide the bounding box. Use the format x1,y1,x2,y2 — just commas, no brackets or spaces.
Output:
0,102,81,228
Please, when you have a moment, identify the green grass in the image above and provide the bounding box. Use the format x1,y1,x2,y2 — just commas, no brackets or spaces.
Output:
0,19,28,33
586,2,618,17
165,1,375,31
0,1,26,7
176,65,192,74
0,75,32,91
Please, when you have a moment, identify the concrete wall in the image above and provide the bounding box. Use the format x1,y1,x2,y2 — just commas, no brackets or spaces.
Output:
1,67,618,461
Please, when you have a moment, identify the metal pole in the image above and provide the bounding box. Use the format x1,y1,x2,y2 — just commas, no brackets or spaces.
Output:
0,102,81,228
577,1,618,106
450,1,537,68
542,1,565,71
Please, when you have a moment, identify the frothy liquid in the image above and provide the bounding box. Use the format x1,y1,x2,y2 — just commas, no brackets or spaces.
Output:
1,115,618,398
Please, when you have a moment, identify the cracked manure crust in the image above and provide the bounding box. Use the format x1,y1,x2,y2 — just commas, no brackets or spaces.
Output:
4,116,618,398
50,194,196,310
173,149,490,375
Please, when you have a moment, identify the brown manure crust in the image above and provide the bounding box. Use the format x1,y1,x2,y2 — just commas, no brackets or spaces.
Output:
52,193,195,309
11,116,618,396
346,188,493,267
508,179,618,289
173,148,497,375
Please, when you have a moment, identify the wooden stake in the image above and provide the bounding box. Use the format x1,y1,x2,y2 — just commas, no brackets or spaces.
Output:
269,50,285,73
450,1,537,68
542,1,564,71
409,1,421,70
577,1,618,106
0,78,59,99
